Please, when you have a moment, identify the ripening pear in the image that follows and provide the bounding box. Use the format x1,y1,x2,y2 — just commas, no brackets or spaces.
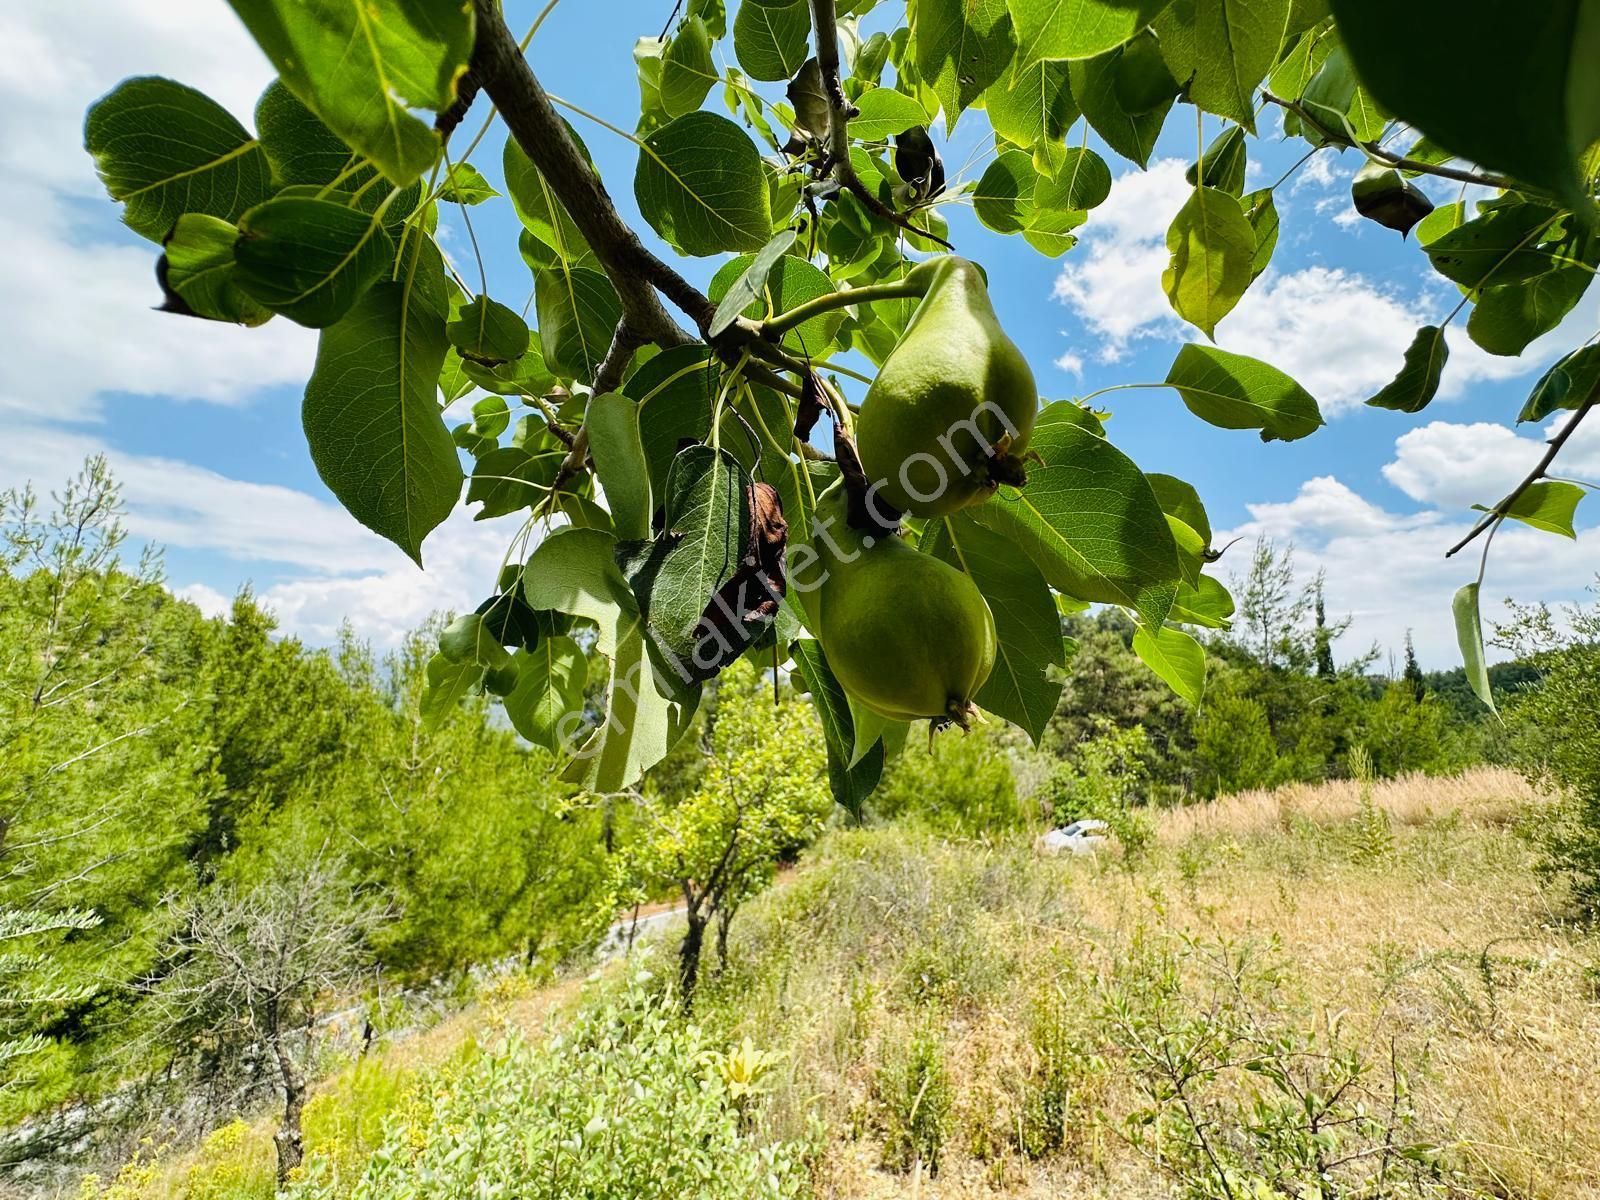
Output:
857,256,1037,518
811,483,996,725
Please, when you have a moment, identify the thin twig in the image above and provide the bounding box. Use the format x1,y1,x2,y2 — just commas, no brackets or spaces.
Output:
1445,385,1600,557
1260,92,1531,193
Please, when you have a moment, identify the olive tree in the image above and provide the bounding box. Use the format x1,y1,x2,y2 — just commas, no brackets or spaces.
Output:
83,0,1599,813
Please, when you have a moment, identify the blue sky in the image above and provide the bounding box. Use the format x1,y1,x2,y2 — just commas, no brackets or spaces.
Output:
2,0,1595,666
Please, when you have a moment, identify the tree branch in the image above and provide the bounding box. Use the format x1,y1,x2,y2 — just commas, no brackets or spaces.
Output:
469,0,700,346
806,0,952,250
1445,384,1600,557
1259,92,1531,194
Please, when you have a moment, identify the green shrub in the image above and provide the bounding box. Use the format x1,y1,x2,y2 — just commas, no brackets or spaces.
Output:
876,1018,950,1175
871,725,1024,834
283,970,811,1200
1036,721,1155,855
1192,680,1279,796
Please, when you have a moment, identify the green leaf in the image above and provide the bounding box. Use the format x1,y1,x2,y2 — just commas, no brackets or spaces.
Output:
157,214,273,326
1424,203,1561,289
1365,325,1448,413
646,446,752,660
1451,581,1497,714
791,639,884,816
927,512,1066,744
448,295,530,367
733,0,811,82
709,230,799,337
625,346,720,494
1034,145,1112,211
420,652,484,733
985,59,1080,149
635,112,773,256
1242,187,1278,279
1476,480,1586,538
1152,0,1292,130
439,611,512,667
1468,268,1592,357
1520,344,1600,422
535,267,623,383
504,637,588,752
1170,573,1235,628
1113,26,1182,112
302,242,460,564
662,15,718,116
84,76,271,243
586,393,653,541
439,162,497,205
1163,185,1256,336
1132,622,1205,704
225,0,472,185
504,135,595,265
1009,0,1176,66
1070,43,1175,166
466,445,562,519
1147,473,1212,544
1185,124,1247,196
1330,0,1600,206
911,0,1018,129
966,402,1182,625
708,250,844,355
233,196,395,328
974,150,1043,234
1022,207,1087,257
521,527,701,790
471,395,510,439
1164,343,1324,440
850,87,932,140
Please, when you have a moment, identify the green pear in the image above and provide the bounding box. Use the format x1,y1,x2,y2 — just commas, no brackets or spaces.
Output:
857,256,1038,518
809,483,996,724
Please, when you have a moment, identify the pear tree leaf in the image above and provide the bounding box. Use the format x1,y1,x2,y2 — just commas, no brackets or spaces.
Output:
985,59,1080,149
504,636,588,752
733,0,811,82
1185,125,1247,196
911,0,1017,129
1243,187,1278,279
439,611,512,668
586,393,653,541
635,112,773,256
234,196,396,328
708,249,844,354
791,638,884,817
966,402,1182,627
1034,145,1112,210
1474,481,1586,538
1424,203,1562,289
448,295,531,366
1330,0,1600,207
1519,344,1600,423
1147,472,1212,544
1366,325,1448,413
420,652,485,733
974,150,1043,234
1163,185,1256,336
709,229,799,336
926,512,1065,744
439,162,497,205
85,76,272,243
1165,343,1324,441
521,527,701,790
466,445,563,519
1467,268,1593,357
157,214,273,326
1070,42,1175,166
302,239,460,565
1132,622,1206,705
662,15,718,116
224,0,473,185
1169,573,1235,629
535,267,622,383
851,87,935,140
1152,0,1292,130
504,135,595,266
1009,0,1176,67
1452,581,1497,714
645,446,751,663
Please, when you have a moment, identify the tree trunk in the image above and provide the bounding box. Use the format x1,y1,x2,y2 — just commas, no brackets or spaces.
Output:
679,911,707,1009
715,907,732,975
269,1032,306,1183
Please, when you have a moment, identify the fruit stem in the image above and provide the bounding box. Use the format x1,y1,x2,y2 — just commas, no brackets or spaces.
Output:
762,278,929,337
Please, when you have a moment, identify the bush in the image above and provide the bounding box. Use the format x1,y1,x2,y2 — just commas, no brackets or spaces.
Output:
1035,720,1155,854
1499,588,1600,911
876,1018,950,1175
871,725,1024,834
283,970,811,1200
1192,680,1279,796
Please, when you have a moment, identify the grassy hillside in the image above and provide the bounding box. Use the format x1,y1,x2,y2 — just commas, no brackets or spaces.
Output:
71,768,1599,1200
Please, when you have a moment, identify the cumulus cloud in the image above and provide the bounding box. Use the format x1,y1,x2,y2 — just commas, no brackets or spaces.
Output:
1051,160,1595,410
1218,431,1600,668
1382,415,1600,511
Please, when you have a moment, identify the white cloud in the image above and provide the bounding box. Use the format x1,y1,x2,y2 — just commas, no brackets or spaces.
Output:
1293,153,1338,193
174,582,231,619
1218,429,1600,667
1054,351,1085,378
1051,161,1594,410
1382,416,1600,510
